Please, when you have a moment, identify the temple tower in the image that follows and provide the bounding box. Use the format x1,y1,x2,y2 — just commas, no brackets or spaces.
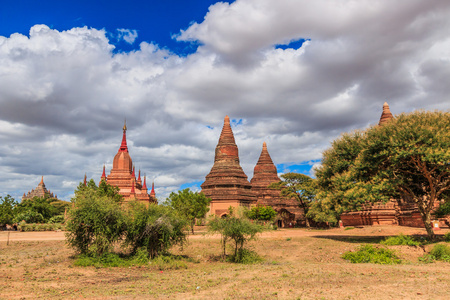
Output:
22,176,56,201
201,116,256,216
103,121,157,204
378,102,394,126
250,142,304,226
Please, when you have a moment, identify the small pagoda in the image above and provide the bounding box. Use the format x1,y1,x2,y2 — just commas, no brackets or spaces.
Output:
22,176,57,202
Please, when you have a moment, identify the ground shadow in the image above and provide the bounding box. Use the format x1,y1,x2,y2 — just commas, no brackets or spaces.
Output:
312,233,443,245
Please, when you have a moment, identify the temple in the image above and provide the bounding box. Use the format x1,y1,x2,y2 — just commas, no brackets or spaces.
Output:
22,176,57,202
201,116,256,216
250,142,304,226
101,122,157,204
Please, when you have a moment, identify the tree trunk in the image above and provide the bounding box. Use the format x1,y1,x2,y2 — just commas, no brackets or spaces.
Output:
422,210,435,240
191,220,195,235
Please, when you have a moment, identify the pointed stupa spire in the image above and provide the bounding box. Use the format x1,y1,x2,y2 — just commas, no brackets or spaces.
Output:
83,173,87,186
142,175,147,190
138,169,141,181
251,142,280,187
132,165,136,177
119,119,128,152
150,181,155,197
40,176,44,185
101,165,106,181
215,115,239,163
378,102,394,126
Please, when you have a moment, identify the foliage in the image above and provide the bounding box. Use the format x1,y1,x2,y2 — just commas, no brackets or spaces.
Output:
151,255,188,270
124,202,188,259
19,223,63,231
48,214,65,224
269,173,316,227
444,232,450,242
227,248,264,264
0,195,18,226
342,244,401,264
207,209,265,261
166,188,211,234
380,234,421,246
435,199,450,218
74,248,149,268
65,180,127,255
420,244,450,263
245,205,277,221
14,197,59,223
315,110,450,239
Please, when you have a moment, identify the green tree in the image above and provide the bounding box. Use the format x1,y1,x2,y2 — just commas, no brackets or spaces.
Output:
15,197,59,223
0,195,18,226
269,173,316,227
316,110,450,239
65,179,126,255
208,208,264,260
166,188,211,234
245,205,277,221
124,202,188,258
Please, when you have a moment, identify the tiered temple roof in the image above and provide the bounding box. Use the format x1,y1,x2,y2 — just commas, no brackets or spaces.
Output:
201,116,256,216
250,142,305,226
102,122,157,204
22,176,56,201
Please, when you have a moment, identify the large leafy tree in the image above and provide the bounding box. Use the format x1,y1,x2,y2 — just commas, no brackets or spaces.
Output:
316,110,449,239
0,195,18,226
269,173,316,227
166,188,211,234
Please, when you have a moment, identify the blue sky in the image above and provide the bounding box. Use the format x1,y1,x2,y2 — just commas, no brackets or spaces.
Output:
0,0,225,55
1,0,449,201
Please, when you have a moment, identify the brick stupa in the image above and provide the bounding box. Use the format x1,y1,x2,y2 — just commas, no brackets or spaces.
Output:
201,115,256,216
250,142,305,226
22,176,57,202
102,121,157,204
378,102,394,126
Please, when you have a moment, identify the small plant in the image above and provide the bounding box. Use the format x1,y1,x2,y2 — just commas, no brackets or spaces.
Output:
380,234,421,246
443,232,450,242
344,226,355,231
151,255,188,270
227,248,263,264
429,244,450,262
418,254,436,264
342,244,401,264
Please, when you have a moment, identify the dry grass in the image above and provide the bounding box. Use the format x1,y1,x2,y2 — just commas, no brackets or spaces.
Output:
1,226,450,299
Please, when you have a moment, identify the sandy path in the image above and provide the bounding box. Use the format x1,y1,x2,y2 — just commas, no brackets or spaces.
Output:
1,225,442,243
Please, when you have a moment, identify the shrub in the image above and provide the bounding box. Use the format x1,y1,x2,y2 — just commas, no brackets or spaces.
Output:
429,244,450,262
125,203,188,258
151,255,188,270
74,248,150,268
227,248,263,264
443,232,450,242
380,234,421,246
245,205,277,221
65,186,127,255
48,215,65,224
342,245,401,264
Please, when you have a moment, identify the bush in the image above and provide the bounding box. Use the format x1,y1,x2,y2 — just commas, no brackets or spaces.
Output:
443,232,450,242
151,255,188,270
429,244,450,262
227,248,263,264
125,203,188,258
65,185,127,256
245,205,277,221
342,245,401,264
48,215,65,224
380,234,421,246
74,249,150,268
435,201,450,218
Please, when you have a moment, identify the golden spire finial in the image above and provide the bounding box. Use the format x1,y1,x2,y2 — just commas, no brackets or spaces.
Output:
123,119,127,131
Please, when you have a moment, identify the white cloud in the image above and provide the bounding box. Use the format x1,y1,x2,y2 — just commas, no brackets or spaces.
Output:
1,1,450,201
117,28,138,44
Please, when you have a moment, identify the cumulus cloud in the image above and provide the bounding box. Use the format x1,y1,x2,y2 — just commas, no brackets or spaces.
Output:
1,0,449,202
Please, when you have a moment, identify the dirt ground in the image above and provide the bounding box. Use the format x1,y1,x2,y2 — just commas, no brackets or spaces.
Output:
1,226,449,299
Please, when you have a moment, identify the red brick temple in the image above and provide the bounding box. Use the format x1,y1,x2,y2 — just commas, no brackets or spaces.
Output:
22,176,57,201
100,122,157,204
201,115,256,217
250,142,304,226
340,102,448,228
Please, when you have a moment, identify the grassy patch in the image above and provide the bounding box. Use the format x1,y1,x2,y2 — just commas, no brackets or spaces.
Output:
342,244,401,264
380,234,421,246
420,244,450,263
